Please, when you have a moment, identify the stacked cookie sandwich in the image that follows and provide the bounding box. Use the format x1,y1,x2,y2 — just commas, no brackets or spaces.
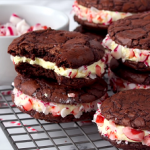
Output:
72,0,150,31
102,12,150,92
72,0,150,67
94,89,150,150
8,28,108,123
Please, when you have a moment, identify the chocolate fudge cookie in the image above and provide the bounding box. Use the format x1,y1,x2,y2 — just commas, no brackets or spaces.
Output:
72,0,150,31
12,74,107,123
102,12,150,72
8,28,107,88
74,26,107,42
94,89,150,149
110,58,150,86
108,58,150,92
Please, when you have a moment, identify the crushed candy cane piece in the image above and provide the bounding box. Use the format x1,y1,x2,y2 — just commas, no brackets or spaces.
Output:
0,13,48,36
123,127,144,142
68,93,76,97
10,13,22,25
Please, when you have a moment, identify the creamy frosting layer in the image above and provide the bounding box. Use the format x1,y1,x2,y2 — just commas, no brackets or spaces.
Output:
13,88,107,118
11,55,106,79
72,1,132,25
102,34,150,67
93,104,150,146
108,68,150,92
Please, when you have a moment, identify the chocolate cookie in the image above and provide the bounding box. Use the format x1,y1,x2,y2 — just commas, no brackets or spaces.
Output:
74,16,108,31
120,59,150,72
12,74,107,123
8,28,106,88
74,26,107,42
76,0,150,13
72,0,150,31
108,67,150,93
110,58,150,85
102,12,150,72
94,89,150,149
101,135,150,150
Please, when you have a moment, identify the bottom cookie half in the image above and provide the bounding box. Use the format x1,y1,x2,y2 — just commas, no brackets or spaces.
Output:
12,94,95,123
100,134,150,150
16,104,95,123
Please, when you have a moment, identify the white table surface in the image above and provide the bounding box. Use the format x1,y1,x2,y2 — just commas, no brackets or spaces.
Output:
0,0,78,149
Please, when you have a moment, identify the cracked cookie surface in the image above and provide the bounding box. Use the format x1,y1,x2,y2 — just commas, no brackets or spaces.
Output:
101,89,150,130
77,0,150,13
108,12,150,50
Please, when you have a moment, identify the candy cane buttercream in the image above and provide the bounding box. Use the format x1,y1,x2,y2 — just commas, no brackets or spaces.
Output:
72,1,132,25
102,34,150,67
13,88,107,118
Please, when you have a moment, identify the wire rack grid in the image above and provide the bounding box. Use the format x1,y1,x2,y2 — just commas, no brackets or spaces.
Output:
0,84,119,150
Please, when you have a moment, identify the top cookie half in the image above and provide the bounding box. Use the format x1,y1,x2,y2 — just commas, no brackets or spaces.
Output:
73,0,150,30
102,12,150,72
8,28,106,88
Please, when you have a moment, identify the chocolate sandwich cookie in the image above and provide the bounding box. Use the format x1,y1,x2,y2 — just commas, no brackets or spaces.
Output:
72,0,150,31
94,89,150,149
109,58,150,92
12,75,108,123
8,28,107,88
74,26,107,42
102,12,150,72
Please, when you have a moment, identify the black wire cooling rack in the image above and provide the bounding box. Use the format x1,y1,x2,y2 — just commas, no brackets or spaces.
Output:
0,84,119,150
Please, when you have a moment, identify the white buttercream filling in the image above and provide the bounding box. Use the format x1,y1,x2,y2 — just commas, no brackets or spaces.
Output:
13,88,107,118
93,104,150,146
108,68,150,92
72,1,132,25
12,55,106,79
102,34,150,67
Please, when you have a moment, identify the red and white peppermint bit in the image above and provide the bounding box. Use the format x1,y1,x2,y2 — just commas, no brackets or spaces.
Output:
129,49,135,58
71,107,80,117
10,121,37,132
0,13,48,36
96,114,104,127
16,19,30,35
22,99,33,111
1,90,12,95
71,71,77,78
95,65,101,76
123,127,144,142
89,73,96,79
109,131,118,140
2,103,15,107
109,120,117,132
111,45,122,59
6,25,17,36
68,93,76,97
0,26,6,36
10,13,22,25
0,118,37,132
33,23,42,30
143,135,150,146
